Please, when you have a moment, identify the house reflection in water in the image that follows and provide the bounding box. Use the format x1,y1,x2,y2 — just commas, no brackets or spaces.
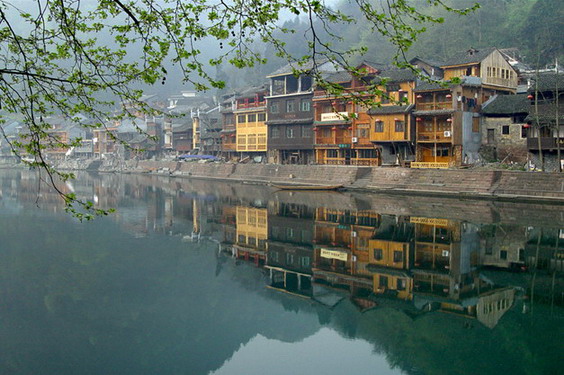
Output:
220,198,562,328
265,202,315,298
230,206,268,266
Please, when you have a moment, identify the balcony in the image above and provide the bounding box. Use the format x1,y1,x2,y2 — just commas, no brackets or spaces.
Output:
417,131,453,142
527,137,563,150
236,100,266,110
415,101,452,111
315,136,334,145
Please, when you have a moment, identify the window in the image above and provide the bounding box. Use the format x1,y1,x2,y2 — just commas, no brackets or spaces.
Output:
286,253,294,264
286,127,295,138
399,91,409,102
301,257,310,267
237,115,246,123
521,125,528,139
379,275,388,288
302,125,312,138
300,99,311,111
500,250,508,260
286,100,295,112
358,149,377,158
373,248,383,260
327,149,338,158
270,103,279,113
395,121,405,132
397,279,407,291
393,251,403,263
375,121,384,133
357,128,368,138
435,147,450,157
247,114,256,123
387,83,400,92
502,125,510,135
271,127,280,138
258,113,266,121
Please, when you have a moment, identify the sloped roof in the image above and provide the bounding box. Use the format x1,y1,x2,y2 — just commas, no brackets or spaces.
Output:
173,123,192,132
413,109,455,116
322,70,353,83
367,104,414,115
527,72,564,92
414,80,452,92
372,69,417,84
267,58,334,77
481,95,529,115
414,76,482,92
117,118,147,133
410,56,445,68
442,47,497,67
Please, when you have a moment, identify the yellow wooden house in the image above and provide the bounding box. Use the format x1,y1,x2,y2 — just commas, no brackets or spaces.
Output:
367,69,418,165
234,86,269,157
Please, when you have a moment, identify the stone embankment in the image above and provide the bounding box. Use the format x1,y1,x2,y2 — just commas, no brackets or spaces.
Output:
52,159,564,203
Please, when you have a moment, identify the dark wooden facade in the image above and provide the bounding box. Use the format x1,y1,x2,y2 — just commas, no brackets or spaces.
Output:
266,66,315,164
266,92,314,164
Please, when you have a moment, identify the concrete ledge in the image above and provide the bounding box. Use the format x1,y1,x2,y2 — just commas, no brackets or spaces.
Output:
47,159,564,204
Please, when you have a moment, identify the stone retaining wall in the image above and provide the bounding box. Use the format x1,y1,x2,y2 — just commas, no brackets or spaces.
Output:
48,159,564,203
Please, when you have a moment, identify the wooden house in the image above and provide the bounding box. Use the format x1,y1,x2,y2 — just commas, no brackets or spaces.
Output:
525,72,564,172
367,69,418,165
411,217,484,305
441,47,518,91
311,208,380,297
232,206,268,266
265,62,317,164
313,62,384,166
365,216,415,300
412,48,519,167
220,94,237,159
234,85,269,159
409,56,444,79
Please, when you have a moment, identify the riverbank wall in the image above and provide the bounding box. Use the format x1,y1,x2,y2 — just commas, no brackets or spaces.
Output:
48,159,564,203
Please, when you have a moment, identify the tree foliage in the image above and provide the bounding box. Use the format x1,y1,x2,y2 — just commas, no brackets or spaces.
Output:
0,0,479,218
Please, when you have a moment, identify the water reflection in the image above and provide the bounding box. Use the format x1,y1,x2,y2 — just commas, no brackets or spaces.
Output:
0,170,563,375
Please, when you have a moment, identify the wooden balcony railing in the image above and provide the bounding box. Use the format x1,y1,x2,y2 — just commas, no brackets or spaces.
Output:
236,101,266,109
315,136,334,145
527,137,563,150
415,101,452,111
417,132,453,142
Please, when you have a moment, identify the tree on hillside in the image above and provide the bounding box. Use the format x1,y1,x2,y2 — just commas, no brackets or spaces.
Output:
0,0,479,219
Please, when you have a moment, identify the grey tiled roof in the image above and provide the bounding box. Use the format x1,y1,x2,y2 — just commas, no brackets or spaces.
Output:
372,69,417,84
367,104,414,115
414,76,482,91
409,56,445,68
322,70,353,83
414,81,451,91
267,58,332,77
481,94,529,115
412,109,455,116
442,47,497,67
266,118,314,125
527,72,564,92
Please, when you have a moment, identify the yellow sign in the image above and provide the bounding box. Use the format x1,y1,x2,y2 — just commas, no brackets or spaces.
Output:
410,217,450,226
410,162,452,169
320,248,349,261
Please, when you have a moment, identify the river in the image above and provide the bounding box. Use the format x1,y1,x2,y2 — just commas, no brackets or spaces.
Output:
0,169,562,375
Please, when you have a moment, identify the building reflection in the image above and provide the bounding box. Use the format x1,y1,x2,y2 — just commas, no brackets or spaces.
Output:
212,201,562,328
2,170,562,329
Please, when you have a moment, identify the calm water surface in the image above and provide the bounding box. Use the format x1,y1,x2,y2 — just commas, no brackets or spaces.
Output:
0,170,562,375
